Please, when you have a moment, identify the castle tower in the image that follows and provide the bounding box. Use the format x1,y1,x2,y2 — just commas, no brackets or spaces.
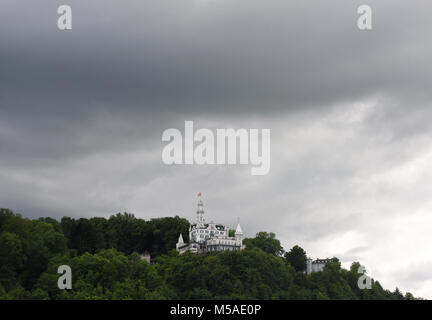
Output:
306,257,312,274
196,198,205,224
176,233,184,250
235,222,243,246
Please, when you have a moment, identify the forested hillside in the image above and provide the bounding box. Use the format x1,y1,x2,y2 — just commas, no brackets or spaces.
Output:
0,208,419,300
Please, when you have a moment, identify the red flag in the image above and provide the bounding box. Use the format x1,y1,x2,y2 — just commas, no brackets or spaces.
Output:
197,192,202,197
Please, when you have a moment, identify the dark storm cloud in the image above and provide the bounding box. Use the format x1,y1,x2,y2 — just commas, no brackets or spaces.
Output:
2,0,431,169
1,0,431,116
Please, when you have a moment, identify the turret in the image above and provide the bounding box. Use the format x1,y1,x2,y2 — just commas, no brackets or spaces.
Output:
306,257,312,274
196,198,205,224
176,233,184,250
235,222,243,245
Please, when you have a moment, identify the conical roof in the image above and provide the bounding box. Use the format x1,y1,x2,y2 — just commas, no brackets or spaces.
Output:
177,233,184,244
235,223,243,234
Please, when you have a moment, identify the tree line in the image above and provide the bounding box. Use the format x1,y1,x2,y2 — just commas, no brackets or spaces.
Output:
0,208,420,300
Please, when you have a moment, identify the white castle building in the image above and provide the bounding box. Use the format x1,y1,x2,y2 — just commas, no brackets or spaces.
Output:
176,197,245,254
306,257,333,274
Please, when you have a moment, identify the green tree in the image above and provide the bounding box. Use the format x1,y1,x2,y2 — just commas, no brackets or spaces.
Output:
0,232,26,290
243,232,284,256
284,245,307,272
0,208,422,300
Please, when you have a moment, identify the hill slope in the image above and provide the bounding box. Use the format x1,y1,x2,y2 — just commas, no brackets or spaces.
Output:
0,209,420,300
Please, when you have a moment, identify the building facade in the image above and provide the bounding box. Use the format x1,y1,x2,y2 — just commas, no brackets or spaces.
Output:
176,198,245,254
306,257,333,274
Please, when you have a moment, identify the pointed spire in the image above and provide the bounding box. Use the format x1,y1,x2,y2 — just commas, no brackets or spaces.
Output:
177,233,184,244
235,222,243,235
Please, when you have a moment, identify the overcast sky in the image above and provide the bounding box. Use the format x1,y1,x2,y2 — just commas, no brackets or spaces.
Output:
1,0,432,298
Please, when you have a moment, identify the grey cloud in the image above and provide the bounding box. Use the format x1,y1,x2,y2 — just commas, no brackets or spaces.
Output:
1,0,432,116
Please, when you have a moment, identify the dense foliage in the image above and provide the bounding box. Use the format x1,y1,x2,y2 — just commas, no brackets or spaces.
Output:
0,208,420,300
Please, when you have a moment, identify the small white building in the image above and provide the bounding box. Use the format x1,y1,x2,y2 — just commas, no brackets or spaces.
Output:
176,197,245,254
306,257,333,274
139,251,151,263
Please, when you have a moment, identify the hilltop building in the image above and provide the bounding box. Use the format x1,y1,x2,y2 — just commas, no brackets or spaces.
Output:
306,257,333,274
139,251,151,264
176,197,245,254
